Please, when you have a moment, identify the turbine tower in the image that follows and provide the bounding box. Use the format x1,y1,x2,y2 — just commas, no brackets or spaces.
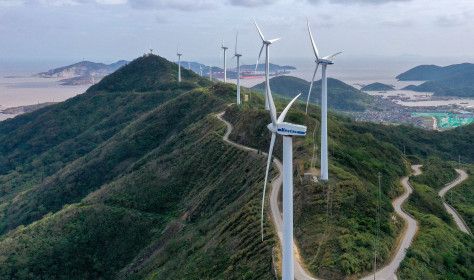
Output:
254,19,281,111
188,61,191,70
221,38,228,83
176,46,182,83
199,65,203,76
306,19,341,181
234,32,243,105
209,65,213,81
261,89,307,280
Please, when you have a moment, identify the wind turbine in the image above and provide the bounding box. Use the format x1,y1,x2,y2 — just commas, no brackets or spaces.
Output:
199,65,203,76
221,37,228,83
306,19,341,181
234,32,242,105
261,89,307,279
176,46,182,83
188,61,191,70
209,65,213,81
254,19,281,111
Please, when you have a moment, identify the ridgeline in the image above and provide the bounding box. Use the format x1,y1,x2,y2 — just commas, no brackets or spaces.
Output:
0,54,471,279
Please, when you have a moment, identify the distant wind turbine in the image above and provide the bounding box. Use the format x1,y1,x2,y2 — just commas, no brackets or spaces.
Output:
261,89,307,280
254,19,281,110
188,61,191,70
221,37,228,83
176,45,182,83
234,32,242,105
199,65,203,76
209,65,213,81
306,18,341,181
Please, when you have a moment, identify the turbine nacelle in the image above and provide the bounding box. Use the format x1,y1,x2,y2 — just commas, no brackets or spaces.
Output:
267,123,307,136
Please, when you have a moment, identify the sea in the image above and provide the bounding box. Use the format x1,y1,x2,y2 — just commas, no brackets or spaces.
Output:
0,56,472,121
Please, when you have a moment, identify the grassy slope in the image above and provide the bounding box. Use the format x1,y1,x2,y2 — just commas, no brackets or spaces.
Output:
346,122,474,164
399,159,474,279
0,84,277,279
224,101,407,279
446,164,474,233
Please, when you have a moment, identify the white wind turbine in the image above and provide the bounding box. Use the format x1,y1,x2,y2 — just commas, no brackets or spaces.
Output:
199,65,203,76
188,61,191,70
221,38,228,83
209,65,213,81
254,19,281,111
176,46,182,83
306,19,341,181
261,89,307,279
233,32,242,105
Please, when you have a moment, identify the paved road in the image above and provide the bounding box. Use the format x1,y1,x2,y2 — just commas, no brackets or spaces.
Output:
216,112,319,280
360,165,421,280
217,112,426,280
438,169,472,236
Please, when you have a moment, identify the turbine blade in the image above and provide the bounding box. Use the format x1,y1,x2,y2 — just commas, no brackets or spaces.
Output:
306,18,320,60
322,51,342,60
254,18,265,41
256,44,264,72
306,63,319,113
278,93,302,123
261,132,276,241
268,38,281,44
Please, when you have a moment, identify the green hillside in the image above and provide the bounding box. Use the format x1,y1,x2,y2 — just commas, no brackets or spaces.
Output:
251,75,376,112
0,54,472,279
396,63,474,97
399,159,474,279
408,70,474,97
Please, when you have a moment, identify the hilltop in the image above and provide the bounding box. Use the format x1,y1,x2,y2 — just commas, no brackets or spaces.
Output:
0,54,472,280
251,75,376,111
396,63,474,81
396,63,474,97
361,82,395,91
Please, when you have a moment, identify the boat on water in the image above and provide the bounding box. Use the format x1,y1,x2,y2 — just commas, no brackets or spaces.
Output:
240,71,263,79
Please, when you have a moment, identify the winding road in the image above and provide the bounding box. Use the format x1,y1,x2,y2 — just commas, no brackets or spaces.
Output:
361,164,421,280
216,112,467,280
438,169,472,236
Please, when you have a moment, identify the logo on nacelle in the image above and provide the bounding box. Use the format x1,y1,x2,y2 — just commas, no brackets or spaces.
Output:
277,127,306,135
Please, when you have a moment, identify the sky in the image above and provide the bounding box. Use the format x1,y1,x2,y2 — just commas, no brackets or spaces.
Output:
0,0,473,74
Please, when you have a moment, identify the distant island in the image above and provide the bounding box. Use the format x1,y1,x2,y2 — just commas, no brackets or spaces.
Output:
36,60,129,85
396,63,474,97
360,82,395,91
0,102,56,115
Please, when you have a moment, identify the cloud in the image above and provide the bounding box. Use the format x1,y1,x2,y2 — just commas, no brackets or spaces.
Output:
306,0,411,4
435,11,472,27
228,0,280,7
128,0,217,11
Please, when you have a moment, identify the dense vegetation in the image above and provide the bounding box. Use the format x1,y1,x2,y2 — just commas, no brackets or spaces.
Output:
346,122,474,164
360,82,395,91
399,160,473,279
0,53,472,279
411,157,457,191
446,163,474,233
396,63,474,81
251,75,376,111
224,102,408,279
